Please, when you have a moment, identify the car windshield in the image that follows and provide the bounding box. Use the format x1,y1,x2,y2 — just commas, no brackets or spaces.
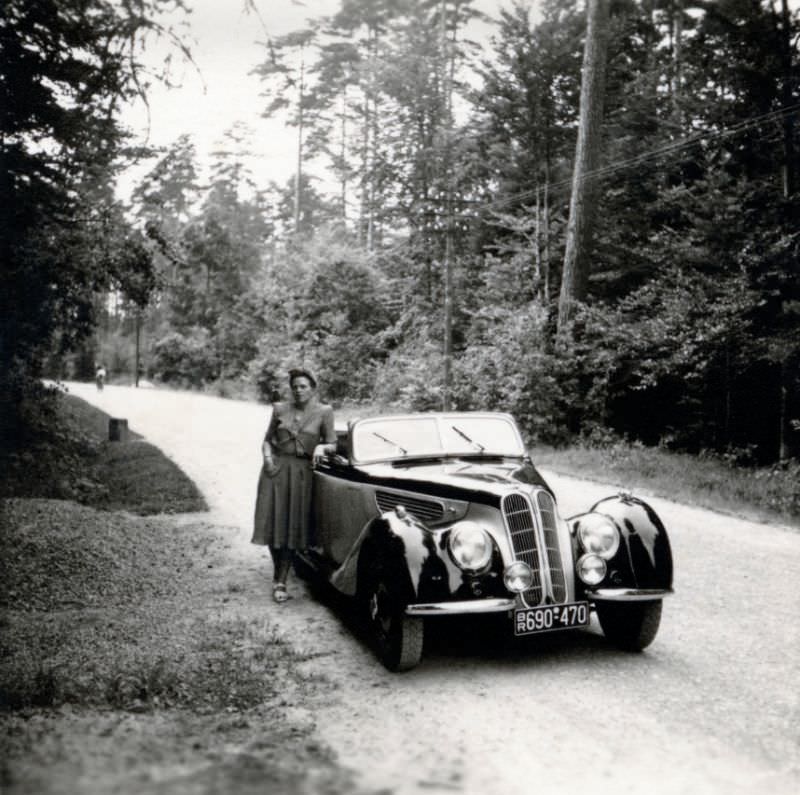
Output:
352,414,525,463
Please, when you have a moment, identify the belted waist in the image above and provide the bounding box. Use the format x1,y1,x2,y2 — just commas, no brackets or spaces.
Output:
276,451,311,460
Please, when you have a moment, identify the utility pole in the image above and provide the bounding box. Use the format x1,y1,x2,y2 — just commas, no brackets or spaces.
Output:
367,28,378,251
134,308,141,387
443,214,454,411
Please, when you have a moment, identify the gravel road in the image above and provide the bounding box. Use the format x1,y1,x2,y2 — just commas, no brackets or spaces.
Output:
67,382,800,795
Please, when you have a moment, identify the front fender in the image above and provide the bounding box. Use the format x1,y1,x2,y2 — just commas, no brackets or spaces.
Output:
330,511,435,600
571,494,673,595
333,511,507,605
356,512,440,606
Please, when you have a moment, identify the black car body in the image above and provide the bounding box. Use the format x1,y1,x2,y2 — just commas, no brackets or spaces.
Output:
297,412,673,671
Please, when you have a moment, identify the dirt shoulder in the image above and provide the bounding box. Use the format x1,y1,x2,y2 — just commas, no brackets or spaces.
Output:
0,396,362,794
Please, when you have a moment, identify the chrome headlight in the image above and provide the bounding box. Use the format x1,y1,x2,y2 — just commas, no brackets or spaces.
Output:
503,561,533,593
577,553,607,586
448,521,493,571
577,514,620,560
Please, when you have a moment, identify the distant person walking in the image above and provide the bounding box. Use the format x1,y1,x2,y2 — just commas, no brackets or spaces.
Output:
95,364,106,391
252,368,336,603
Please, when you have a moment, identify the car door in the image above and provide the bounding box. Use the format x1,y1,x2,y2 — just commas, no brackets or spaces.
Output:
313,467,376,566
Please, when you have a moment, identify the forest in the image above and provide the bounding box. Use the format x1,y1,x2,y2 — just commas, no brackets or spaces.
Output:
2,0,799,466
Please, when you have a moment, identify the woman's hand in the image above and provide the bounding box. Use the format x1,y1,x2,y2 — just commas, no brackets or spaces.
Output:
312,444,331,466
262,443,279,476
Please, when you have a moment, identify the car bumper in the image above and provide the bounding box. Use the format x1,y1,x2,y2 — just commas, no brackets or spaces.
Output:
405,598,516,616
589,587,674,602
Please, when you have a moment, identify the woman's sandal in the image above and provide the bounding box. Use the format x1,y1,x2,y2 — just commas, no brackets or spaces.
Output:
272,583,290,603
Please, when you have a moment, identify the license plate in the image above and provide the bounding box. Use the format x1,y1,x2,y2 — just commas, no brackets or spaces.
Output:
514,602,590,636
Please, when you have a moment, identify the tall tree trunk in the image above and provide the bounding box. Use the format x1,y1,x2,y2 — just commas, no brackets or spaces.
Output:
543,105,553,304
442,215,454,410
557,0,610,334
365,27,379,251
534,187,542,300
779,0,796,200
367,84,376,250
778,0,796,460
360,99,369,246
294,51,305,234
340,90,348,222
440,0,458,410
542,169,551,302
534,168,552,304
671,0,684,123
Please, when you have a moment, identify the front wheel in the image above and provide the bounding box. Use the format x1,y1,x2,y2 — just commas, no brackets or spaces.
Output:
362,572,424,672
596,599,662,652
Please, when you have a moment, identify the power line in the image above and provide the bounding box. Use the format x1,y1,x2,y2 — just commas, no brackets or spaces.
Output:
474,102,800,216
355,101,800,263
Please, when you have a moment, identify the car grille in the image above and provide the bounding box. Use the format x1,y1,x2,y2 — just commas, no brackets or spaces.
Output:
502,491,566,606
536,490,566,602
375,491,445,523
502,493,544,604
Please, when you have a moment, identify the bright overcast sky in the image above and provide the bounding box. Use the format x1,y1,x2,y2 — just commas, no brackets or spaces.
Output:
118,0,534,200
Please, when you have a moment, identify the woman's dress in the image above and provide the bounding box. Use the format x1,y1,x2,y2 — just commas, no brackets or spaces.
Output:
252,400,336,550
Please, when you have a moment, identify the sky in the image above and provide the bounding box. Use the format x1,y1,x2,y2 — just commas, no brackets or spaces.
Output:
118,0,530,200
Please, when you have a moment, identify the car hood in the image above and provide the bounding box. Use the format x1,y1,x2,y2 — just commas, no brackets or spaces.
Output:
347,457,553,507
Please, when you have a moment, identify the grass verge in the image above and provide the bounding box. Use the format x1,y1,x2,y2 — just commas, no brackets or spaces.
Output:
0,394,358,794
1,390,207,514
532,438,800,527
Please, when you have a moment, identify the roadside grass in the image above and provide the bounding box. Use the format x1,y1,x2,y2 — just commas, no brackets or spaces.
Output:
0,392,334,717
0,498,284,714
1,390,207,514
62,393,208,514
0,394,351,790
532,438,800,527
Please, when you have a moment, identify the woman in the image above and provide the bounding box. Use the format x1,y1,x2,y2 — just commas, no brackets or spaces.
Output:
252,368,336,602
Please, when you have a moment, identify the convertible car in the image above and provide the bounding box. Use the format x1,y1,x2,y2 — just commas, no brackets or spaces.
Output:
296,412,673,671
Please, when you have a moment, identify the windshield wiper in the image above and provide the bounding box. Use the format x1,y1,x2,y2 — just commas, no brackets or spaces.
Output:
451,425,485,452
371,431,407,455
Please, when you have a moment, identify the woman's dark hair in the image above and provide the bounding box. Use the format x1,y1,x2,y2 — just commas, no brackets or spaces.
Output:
288,368,317,388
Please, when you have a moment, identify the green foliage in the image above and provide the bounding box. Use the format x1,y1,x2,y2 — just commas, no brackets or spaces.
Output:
1,0,184,380
372,320,445,411
249,339,307,404
151,329,219,387
533,434,800,524
0,390,206,514
0,376,91,499
452,301,569,443
0,0,191,469
95,327,136,380
87,0,800,467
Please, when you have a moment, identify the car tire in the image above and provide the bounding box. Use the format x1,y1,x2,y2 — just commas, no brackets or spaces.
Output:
362,570,424,672
596,599,662,652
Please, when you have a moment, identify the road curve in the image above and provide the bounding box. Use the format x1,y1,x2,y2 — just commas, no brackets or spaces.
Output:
66,382,800,795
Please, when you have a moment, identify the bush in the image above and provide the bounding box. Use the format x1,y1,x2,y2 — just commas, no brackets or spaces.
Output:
753,460,800,518
248,340,306,403
0,371,96,500
451,304,572,445
372,333,444,411
151,328,218,387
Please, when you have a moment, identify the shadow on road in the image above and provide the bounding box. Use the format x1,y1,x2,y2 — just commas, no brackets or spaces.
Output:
300,573,630,672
